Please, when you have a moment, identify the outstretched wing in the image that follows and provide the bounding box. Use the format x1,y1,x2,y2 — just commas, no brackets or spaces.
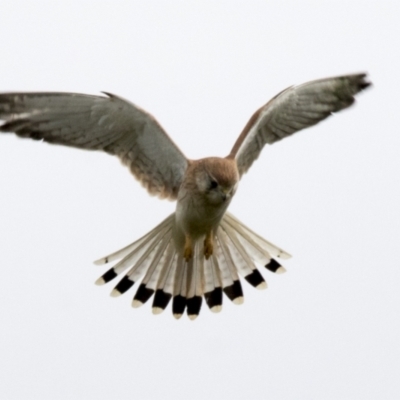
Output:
0,92,188,199
229,73,371,177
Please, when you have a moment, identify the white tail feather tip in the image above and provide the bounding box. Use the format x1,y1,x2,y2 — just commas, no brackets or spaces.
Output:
110,289,121,298
233,297,244,305
95,277,105,286
276,252,292,260
276,266,287,274
152,307,164,315
256,282,268,290
211,305,222,313
173,314,182,320
131,300,143,308
188,315,198,321
93,258,108,265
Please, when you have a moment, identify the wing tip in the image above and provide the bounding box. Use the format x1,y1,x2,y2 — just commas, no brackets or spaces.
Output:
347,73,372,93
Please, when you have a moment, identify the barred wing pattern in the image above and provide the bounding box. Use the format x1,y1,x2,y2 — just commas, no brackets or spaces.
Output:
0,92,188,199
230,74,371,176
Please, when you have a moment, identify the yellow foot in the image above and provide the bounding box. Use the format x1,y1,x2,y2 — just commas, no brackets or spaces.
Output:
204,236,214,260
184,246,193,261
184,235,193,262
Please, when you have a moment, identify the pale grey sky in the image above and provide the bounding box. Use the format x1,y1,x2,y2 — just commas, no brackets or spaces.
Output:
0,1,399,399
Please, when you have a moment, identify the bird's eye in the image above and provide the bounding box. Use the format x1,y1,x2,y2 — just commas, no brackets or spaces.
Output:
209,180,218,189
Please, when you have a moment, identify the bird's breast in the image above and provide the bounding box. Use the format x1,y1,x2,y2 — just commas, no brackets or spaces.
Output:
175,188,231,240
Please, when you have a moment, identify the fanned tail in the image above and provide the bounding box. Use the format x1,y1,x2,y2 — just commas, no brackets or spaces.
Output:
95,212,291,320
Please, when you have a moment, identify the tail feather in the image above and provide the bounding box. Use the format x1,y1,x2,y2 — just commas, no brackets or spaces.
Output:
139,232,172,290
162,253,178,295
214,232,239,287
186,242,204,319
108,227,171,297
224,212,292,260
203,254,216,294
94,222,170,286
151,243,176,314
132,284,154,308
123,227,172,283
221,223,267,289
204,256,223,312
220,224,258,276
223,280,244,305
214,234,244,305
152,290,172,314
128,232,171,309
94,214,174,265
221,217,272,264
95,212,291,319
265,258,286,274
172,256,187,319
154,243,175,291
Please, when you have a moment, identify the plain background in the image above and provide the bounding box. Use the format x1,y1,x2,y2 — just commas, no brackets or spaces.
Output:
0,1,399,399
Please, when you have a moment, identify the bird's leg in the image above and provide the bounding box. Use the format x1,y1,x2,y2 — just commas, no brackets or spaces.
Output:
183,234,193,262
204,231,214,260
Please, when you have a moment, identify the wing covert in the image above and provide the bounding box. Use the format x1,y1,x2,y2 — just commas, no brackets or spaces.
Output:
0,92,188,199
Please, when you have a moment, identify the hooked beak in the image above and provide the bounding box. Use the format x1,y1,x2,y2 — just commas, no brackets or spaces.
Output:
221,188,231,202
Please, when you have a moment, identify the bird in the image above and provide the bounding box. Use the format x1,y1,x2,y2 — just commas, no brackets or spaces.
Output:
0,73,370,320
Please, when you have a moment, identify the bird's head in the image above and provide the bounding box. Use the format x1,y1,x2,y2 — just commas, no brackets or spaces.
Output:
195,157,239,205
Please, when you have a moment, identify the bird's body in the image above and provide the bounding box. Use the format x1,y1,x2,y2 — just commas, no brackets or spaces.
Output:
175,157,239,260
0,73,371,319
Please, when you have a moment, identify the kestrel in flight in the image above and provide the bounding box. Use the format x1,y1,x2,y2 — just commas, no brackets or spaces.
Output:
0,73,370,319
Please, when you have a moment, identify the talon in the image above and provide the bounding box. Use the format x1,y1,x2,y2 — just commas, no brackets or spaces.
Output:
204,234,214,260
